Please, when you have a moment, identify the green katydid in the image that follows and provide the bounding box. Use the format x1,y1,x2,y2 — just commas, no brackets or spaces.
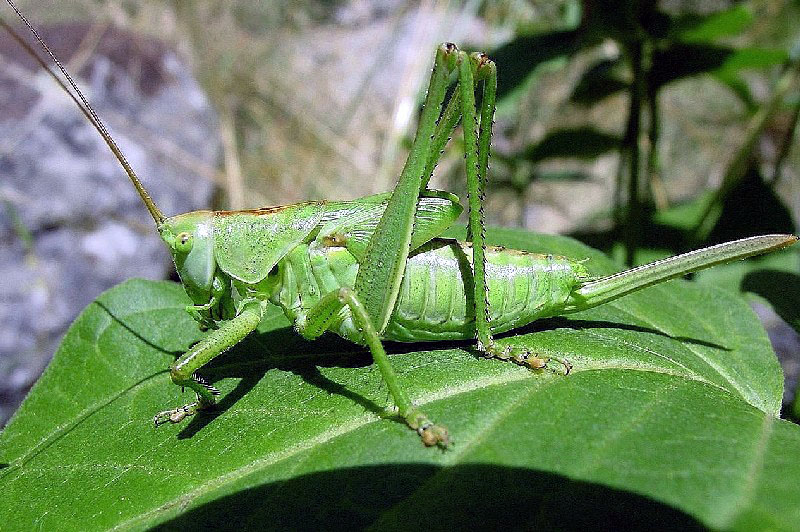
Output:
4,1,797,448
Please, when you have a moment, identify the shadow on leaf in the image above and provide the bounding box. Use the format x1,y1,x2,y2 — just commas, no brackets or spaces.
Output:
156,464,702,531
95,301,187,357
169,310,737,438
175,326,386,438
510,317,729,351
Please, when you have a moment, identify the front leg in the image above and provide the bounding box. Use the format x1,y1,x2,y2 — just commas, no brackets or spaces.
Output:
299,287,449,448
184,272,230,330
154,302,263,426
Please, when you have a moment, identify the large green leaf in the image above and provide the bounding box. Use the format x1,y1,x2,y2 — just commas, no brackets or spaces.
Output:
2,229,799,530
673,5,753,44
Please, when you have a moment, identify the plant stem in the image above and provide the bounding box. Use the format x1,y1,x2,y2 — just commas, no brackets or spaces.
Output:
623,38,645,266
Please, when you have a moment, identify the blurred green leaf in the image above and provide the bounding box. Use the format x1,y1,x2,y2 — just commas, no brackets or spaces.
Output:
719,47,788,71
712,69,757,111
673,5,753,43
523,127,620,163
654,192,714,232
1,229,799,530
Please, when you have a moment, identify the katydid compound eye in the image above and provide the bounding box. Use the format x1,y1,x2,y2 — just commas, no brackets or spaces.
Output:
176,232,193,253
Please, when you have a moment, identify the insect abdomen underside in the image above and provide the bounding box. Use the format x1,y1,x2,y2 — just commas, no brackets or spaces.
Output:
274,238,585,344
385,240,584,341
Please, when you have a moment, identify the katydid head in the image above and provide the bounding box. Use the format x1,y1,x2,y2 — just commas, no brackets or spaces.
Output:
3,1,219,300
160,212,217,304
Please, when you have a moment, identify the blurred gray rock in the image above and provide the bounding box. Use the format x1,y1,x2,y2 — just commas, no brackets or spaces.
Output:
0,24,218,426
751,301,800,409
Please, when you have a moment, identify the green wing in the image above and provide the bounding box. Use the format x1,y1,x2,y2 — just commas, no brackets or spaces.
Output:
316,190,462,261
213,202,325,283
213,191,460,283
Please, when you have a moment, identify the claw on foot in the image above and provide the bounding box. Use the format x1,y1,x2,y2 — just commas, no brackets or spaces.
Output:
154,403,197,426
486,344,572,375
550,356,573,375
405,408,450,448
153,395,214,427
418,423,450,448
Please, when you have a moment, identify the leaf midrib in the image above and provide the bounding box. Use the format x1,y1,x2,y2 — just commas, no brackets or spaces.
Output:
107,363,751,531
604,284,770,411
1,351,730,479
711,412,774,528
0,371,165,479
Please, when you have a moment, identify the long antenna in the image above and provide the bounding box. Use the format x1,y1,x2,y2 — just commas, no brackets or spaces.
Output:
1,0,166,226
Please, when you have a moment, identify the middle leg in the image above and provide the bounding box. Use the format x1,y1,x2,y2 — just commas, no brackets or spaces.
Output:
299,287,449,447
